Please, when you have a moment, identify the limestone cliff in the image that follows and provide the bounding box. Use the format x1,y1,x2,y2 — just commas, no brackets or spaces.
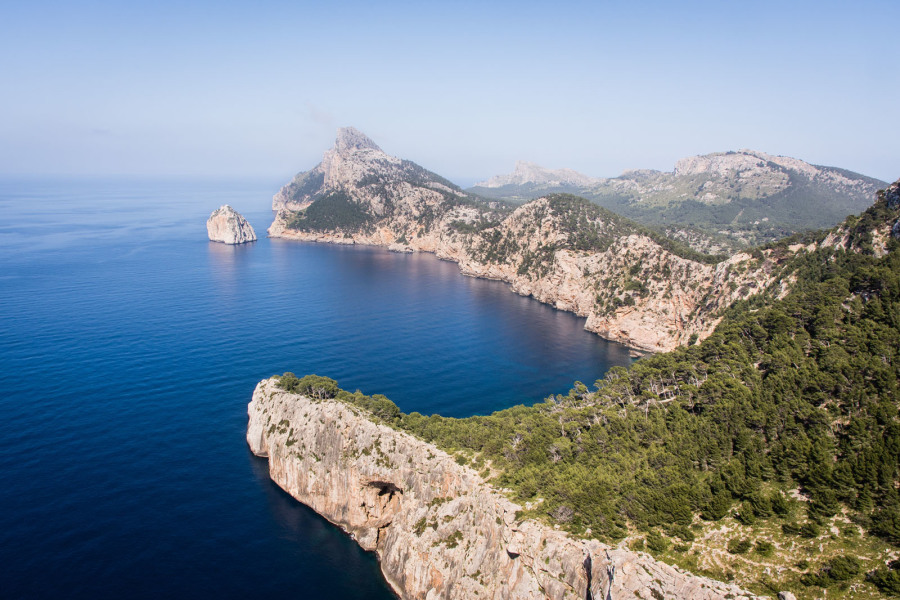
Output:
247,378,762,600
207,205,257,244
268,128,790,353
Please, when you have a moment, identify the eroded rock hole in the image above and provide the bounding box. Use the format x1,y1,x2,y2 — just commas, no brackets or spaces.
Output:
368,480,403,498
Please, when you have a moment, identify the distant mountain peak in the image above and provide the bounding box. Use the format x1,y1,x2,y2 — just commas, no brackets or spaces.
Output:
334,126,381,154
475,161,598,188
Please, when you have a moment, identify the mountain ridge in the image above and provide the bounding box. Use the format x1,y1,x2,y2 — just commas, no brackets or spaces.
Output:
267,128,836,353
470,149,886,249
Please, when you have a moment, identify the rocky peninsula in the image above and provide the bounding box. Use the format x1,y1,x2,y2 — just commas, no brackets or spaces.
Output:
267,128,787,353
207,205,257,244
248,378,761,600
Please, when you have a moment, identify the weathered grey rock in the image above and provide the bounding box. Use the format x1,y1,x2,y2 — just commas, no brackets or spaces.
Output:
777,592,797,600
334,125,381,153
207,205,256,244
884,179,900,210
248,379,763,600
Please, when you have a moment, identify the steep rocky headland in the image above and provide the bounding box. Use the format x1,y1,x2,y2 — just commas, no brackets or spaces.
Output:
268,128,822,353
248,378,761,600
207,205,257,244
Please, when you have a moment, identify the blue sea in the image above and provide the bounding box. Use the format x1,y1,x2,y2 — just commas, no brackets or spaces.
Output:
0,177,632,599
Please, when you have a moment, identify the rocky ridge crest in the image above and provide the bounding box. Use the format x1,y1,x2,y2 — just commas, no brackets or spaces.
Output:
248,378,762,600
477,149,881,207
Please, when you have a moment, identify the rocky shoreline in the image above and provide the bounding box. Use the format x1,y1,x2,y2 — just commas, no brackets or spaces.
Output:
247,378,763,600
265,129,789,354
267,211,782,354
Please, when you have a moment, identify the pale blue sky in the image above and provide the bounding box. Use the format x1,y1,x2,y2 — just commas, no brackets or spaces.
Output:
1,0,897,185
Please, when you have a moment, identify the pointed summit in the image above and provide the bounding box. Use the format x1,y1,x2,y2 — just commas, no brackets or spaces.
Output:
334,127,381,154
272,127,468,213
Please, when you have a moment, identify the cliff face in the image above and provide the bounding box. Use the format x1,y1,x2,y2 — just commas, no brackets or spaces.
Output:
248,378,762,600
268,128,790,353
207,205,257,244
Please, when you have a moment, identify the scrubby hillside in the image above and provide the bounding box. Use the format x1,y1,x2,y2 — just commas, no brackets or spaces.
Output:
306,180,900,598
268,128,900,596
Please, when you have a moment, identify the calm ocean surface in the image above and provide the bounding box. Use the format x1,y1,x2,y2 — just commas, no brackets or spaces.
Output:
0,177,632,598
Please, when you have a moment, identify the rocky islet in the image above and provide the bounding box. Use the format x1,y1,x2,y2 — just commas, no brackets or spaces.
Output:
207,204,257,244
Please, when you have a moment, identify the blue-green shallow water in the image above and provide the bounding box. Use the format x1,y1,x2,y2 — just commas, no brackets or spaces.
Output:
0,177,632,598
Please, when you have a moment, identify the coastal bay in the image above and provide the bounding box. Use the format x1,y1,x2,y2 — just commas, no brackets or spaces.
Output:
0,177,631,598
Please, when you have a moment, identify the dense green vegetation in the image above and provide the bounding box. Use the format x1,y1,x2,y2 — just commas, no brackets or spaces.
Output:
867,560,900,595
279,188,900,596
277,373,401,421
402,226,900,535
284,190,376,232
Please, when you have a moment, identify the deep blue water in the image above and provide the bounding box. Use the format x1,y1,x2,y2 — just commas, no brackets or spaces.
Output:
0,177,632,598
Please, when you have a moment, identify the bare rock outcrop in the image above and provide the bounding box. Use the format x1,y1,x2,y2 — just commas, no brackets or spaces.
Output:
248,378,763,600
882,179,900,210
881,181,900,239
207,205,256,244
